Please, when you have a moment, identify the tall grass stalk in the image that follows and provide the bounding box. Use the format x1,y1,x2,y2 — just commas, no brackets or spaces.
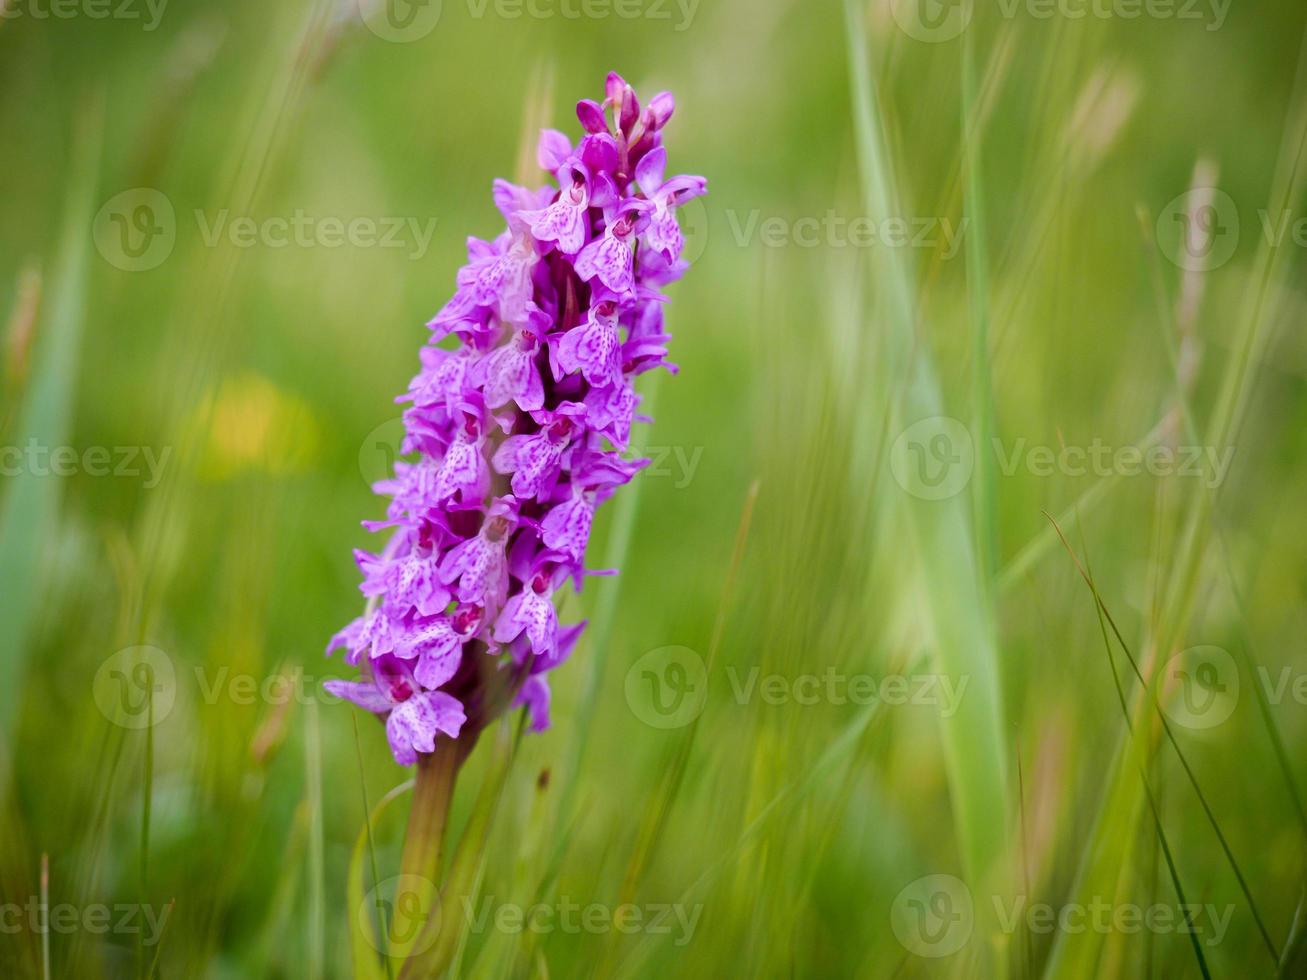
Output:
842,0,1010,944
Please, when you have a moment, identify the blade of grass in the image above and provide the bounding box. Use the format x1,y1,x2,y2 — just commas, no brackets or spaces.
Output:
136,668,154,980
1137,180,1307,847
352,713,393,980
348,774,415,980
1076,518,1211,980
0,99,100,737
594,480,759,976
306,700,325,980
144,898,175,980
40,853,49,980
1155,24,1307,689
617,652,927,976
1047,513,1279,965
843,0,1009,920
963,26,998,592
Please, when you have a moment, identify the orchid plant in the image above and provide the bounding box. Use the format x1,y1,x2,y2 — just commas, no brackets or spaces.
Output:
325,71,705,972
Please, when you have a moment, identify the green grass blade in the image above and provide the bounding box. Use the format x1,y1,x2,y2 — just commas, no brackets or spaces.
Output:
0,102,100,737
347,774,415,980
842,0,1009,912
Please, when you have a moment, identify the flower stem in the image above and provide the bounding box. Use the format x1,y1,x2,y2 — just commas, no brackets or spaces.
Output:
399,739,463,890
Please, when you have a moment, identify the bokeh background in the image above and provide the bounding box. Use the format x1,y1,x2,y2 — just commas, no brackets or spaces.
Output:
2,0,1307,976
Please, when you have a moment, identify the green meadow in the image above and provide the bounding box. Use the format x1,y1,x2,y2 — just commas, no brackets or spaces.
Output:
2,0,1306,976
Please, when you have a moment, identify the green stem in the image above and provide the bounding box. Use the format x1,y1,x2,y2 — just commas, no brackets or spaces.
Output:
399,740,463,893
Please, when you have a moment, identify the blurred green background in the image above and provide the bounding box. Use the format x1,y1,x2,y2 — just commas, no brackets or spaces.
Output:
3,0,1307,976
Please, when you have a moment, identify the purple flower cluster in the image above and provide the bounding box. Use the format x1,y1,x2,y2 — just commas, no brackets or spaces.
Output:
326,73,706,766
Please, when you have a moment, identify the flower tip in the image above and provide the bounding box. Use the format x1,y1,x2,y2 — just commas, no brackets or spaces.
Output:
646,91,675,130
604,71,627,103
575,99,607,135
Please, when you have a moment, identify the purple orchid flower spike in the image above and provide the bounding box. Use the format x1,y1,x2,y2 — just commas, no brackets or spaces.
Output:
327,73,705,767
